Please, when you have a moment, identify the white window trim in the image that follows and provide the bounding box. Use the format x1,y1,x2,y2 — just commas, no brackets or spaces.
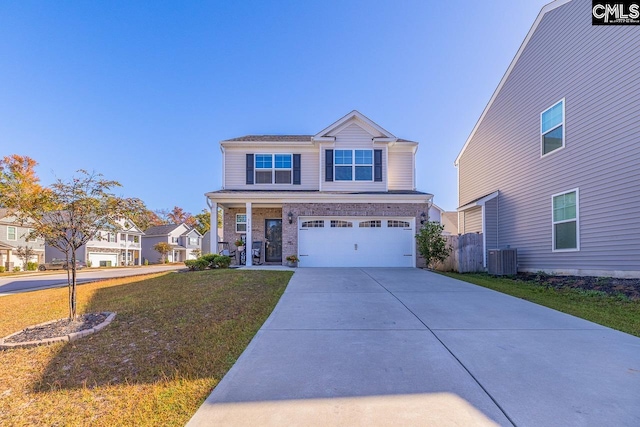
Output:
236,213,247,234
540,98,565,158
334,149,374,182
255,153,293,185
551,187,580,252
7,226,17,241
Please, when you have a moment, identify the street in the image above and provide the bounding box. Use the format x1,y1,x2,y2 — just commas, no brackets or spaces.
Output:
0,264,184,295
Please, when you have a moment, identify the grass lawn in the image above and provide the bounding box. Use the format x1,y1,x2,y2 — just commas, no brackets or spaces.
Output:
442,272,640,338
0,269,292,426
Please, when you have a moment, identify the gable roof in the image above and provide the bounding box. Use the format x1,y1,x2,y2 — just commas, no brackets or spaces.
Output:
454,0,573,166
143,224,183,236
313,110,397,142
224,135,313,142
220,110,417,147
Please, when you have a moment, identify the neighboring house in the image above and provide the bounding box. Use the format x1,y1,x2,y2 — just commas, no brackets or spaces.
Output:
142,223,202,263
45,218,144,267
440,211,459,236
205,110,433,267
426,203,458,235
455,0,640,277
0,209,45,270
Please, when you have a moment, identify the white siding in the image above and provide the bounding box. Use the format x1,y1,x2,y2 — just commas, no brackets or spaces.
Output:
388,147,414,190
461,207,482,234
224,146,319,190
322,123,387,192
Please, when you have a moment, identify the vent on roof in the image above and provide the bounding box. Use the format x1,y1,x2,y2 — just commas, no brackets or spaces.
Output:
487,249,517,276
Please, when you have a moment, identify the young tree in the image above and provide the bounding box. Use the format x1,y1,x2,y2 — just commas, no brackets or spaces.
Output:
15,245,36,269
0,162,137,320
154,242,172,263
415,221,451,269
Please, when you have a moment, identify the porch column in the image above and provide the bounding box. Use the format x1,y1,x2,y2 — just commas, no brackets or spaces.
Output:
245,202,252,266
210,201,218,255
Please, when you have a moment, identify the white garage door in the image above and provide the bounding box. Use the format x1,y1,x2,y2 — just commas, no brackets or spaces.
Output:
298,217,415,267
88,252,118,267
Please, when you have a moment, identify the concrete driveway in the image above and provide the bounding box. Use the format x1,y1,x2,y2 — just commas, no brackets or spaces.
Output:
187,268,640,426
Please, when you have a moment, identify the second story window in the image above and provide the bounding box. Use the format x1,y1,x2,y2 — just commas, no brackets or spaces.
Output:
541,99,564,156
335,150,373,181
255,154,292,184
189,237,199,246
171,237,179,244
7,226,16,241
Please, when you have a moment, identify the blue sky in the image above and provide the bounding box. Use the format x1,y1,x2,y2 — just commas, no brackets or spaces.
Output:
0,0,549,215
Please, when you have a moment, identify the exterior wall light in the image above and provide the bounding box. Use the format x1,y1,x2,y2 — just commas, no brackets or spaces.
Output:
288,212,293,224
420,212,427,224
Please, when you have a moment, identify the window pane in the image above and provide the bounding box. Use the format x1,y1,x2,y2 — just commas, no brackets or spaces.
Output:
542,101,563,133
543,126,563,154
255,154,272,169
236,223,247,232
355,150,372,165
335,166,352,180
355,166,372,181
275,170,292,184
335,150,352,165
553,192,576,221
237,214,247,223
275,154,292,169
330,220,353,228
555,221,577,249
255,170,272,184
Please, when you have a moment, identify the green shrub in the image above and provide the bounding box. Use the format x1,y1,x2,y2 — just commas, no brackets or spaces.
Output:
26,262,38,271
199,253,217,268
415,221,451,269
214,255,231,269
0,266,5,273
144,259,149,266
13,266,21,272
185,259,208,271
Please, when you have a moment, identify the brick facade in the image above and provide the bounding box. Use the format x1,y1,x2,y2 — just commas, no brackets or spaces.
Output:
223,207,283,264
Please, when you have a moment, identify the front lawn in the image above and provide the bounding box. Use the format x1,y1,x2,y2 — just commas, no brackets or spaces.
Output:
442,272,640,338
0,269,292,426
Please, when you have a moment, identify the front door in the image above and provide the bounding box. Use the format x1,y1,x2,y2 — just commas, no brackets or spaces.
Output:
265,219,282,262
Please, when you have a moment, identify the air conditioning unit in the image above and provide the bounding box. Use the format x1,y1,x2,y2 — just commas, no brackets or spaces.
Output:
488,249,517,276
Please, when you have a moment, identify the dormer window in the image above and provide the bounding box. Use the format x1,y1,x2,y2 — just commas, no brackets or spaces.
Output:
335,150,373,181
255,154,292,184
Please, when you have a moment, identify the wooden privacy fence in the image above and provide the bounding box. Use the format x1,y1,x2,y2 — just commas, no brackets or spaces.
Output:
434,233,484,273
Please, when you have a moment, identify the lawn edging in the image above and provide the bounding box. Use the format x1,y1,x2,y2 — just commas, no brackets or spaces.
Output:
0,312,116,350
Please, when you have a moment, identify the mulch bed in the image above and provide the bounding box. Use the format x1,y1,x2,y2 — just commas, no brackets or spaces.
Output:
517,273,640,300
4,313,109,344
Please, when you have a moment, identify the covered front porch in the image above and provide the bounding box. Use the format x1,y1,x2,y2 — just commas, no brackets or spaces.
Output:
207,195,291,267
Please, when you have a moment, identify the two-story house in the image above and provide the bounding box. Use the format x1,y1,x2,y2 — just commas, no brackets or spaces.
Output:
0,208,45,270
141,223,202,264
45,218,144,267
455,0,640,277
206,110,433,267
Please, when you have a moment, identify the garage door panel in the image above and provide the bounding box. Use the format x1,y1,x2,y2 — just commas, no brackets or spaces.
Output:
88,253,118,267
298,217,414,267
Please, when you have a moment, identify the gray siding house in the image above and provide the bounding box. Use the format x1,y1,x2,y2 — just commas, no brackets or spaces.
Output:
142,223,202,264
456,0,640,278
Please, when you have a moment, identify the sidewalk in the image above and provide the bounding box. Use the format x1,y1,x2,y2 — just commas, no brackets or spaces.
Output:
187,268,640,426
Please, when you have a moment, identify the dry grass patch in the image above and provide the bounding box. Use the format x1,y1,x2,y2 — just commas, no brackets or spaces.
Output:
0,269,292,426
